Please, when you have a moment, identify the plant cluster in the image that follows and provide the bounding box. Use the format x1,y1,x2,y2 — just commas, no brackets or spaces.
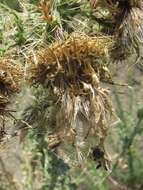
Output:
0,0,143,189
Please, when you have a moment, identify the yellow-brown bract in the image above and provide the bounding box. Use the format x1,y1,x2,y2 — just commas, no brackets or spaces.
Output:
28,34,114,163
0,58,23,96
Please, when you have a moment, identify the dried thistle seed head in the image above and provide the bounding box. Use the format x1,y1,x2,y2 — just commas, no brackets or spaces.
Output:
115,0,143,36
90,0,142,8
28,33,113,88
0,58,23,95
110,1,143,62
28,34,113,164
122,8,143,41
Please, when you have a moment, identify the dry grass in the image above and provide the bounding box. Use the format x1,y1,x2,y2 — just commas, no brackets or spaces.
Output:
116,6,143,46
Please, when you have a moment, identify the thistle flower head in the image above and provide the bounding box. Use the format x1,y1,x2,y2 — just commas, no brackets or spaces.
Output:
0,58,23,96
28,34,113,164
29,33,113,87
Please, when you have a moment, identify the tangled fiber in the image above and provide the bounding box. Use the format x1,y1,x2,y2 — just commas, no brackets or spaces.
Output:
28,34,113,165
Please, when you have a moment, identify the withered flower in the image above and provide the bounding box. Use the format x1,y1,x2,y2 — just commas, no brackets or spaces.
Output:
115,0,143,46
0,58,23,96
90,0,143,61
28,34,113,163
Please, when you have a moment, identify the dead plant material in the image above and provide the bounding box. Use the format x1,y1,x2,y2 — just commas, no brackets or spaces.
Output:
116,6,143,47
28,34,114,164
39,0,53,22
113,1,143,61
29,34,113,84
0,58,23,95
90,0,143,60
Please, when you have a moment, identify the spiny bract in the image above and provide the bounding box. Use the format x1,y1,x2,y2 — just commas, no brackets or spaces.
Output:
28,33,114,164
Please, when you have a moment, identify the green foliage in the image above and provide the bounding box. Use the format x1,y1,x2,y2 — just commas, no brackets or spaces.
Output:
0,0,23,12
30,0,39,4
109,87,143,189
13,13,27,45
24,130,77,190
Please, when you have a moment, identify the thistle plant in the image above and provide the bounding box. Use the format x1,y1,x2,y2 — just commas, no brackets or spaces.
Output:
0,0,143,190
27,32,114,168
